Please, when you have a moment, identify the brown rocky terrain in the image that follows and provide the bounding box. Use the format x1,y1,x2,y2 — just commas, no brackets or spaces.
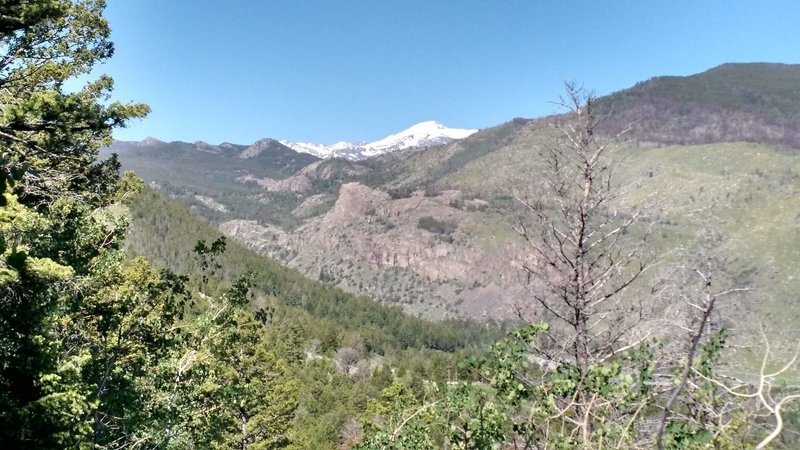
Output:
220,182,528,319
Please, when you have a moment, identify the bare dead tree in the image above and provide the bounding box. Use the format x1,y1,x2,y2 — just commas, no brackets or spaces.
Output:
505,83,663,446
513,82,652,375
334,346,361,377
501,83,799,449
665,328,799,449
654,261,752,449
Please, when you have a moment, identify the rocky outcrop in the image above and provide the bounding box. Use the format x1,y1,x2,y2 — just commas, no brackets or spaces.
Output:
194,195,228,212
239,138,281,159
237,174,313,193
326,182,391,218
236,160,372,194
220,181,524,319
218,220,297,259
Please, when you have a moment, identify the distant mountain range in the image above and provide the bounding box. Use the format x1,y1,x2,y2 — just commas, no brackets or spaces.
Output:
119,121,478,162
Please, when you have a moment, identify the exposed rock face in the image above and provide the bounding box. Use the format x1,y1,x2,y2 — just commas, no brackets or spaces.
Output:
313,184,478,282
194,195,228,212
237,174,313,193
236,160,373,194
239,138,281,159
219,219,295,257
327,182,391,217
220,181,525,320
193,141,221,153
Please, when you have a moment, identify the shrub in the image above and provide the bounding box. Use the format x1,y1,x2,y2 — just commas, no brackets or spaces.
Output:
417,216,456,236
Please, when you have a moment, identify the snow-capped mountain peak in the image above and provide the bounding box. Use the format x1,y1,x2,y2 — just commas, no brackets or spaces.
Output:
362,121,477,156
279,121,478,160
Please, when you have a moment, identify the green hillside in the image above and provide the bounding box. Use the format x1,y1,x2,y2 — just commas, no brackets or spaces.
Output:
598,62,800,148
120,186,511,447
376,124,800,342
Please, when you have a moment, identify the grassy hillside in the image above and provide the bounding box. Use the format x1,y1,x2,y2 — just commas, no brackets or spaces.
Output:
421,134,800,354
598,62,800,148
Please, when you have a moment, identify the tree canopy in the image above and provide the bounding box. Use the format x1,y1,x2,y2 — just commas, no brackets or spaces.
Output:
0,2,299,447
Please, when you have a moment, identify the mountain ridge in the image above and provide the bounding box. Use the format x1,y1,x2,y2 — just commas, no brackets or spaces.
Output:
280,120,479,160
598,62,800,149
112,120,479,162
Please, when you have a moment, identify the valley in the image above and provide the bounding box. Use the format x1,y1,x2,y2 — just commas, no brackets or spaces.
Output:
7,2,800,447
108,64,800,341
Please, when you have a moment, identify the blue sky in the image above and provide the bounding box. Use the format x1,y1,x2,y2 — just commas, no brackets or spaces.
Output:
100,0,800,145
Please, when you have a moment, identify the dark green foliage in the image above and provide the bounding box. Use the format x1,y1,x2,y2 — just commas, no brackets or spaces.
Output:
8,2,798,448
358,321,790,449
417,216,456,236
0,2,303,447
608,63,800,119
0,1,150,445
120,186,507,448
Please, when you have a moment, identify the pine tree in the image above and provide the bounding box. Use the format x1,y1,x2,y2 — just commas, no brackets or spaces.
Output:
0,1,149,446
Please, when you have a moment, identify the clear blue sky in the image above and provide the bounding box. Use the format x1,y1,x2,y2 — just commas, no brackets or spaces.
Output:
100,0,800,145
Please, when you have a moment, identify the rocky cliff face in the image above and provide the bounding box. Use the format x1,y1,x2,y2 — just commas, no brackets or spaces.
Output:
236,160,373,195
237,173,313,193
220,181,526,319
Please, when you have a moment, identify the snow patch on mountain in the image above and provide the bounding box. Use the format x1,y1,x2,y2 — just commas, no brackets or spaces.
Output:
280,121,477,160
278,141,364,160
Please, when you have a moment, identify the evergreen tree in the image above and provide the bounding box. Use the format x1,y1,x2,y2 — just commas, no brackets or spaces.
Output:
0,0,148,446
